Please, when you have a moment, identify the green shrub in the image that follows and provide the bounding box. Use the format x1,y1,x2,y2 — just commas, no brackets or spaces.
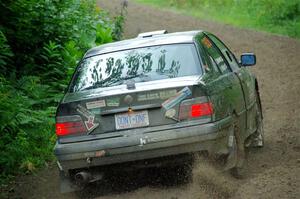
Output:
0,0,125,186
0,77,56,178
246,0,300,21
0,31,13,76
0,0,123,79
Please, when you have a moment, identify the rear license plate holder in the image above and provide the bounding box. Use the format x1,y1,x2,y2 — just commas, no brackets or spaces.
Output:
115,110,149,130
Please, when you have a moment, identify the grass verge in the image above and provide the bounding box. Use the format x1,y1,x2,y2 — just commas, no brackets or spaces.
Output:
134,0,300,39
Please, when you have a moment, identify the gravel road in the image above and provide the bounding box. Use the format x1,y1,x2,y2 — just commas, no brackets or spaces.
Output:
8,0,300,198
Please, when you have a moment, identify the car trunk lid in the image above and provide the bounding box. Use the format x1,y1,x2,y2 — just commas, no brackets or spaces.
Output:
56,76,207,143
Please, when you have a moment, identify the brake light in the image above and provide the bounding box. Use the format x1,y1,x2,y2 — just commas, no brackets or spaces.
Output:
179,98,213,120
190,103,213,118
56,116,86,136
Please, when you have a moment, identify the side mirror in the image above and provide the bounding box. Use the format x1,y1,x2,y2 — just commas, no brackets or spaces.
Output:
240,53,256,66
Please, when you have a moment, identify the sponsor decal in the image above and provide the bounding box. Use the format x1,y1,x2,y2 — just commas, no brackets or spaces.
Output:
137,89,177,101
84,150,105,158
76,104,93,118
138,93,159,101
165,108,176,118
90,108,101,115
86,100,106,109
107,98,120,107
159,89,177,99
76,104,99,133
201,37,212,48
164,108,180,121
139,137,147,146
139,136,160,146
162,87,192,110
95,150,106,158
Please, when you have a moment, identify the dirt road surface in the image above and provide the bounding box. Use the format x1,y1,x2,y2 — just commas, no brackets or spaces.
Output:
8,0,300,198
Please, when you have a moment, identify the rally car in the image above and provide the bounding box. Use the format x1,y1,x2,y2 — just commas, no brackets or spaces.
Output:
54,30,264,192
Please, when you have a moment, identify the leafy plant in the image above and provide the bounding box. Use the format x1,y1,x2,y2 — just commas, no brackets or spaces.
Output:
0,31,13,76
0,0,125,187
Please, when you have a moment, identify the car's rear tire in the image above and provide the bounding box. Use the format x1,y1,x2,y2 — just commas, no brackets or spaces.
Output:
224,117,247,178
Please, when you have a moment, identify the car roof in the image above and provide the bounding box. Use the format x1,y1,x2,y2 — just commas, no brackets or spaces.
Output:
84,30,203,58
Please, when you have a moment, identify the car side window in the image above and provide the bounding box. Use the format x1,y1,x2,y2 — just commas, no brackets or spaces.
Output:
200,36,230,74
208,34,240,71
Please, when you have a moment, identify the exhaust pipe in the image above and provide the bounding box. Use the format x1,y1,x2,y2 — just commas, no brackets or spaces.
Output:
74,171,92,185
74,171,104,186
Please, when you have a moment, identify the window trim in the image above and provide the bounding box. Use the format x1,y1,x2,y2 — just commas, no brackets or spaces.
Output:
194,34,222,75
197,34,231,75
206,33,241,71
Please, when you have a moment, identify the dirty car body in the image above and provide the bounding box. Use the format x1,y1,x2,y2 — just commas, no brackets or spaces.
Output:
54,30,263,192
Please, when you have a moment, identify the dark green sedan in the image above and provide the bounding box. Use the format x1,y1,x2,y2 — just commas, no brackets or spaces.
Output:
54,30,264,192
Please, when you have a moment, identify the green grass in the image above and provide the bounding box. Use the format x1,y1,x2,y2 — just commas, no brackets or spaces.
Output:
134,0,300,39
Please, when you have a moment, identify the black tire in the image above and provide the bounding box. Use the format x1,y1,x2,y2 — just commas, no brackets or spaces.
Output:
228,117,246,178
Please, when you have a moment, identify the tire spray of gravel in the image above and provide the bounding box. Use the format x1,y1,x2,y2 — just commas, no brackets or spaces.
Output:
190,155,238,199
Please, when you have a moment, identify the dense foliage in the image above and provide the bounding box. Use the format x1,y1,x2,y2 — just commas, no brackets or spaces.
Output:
137,0,300,38
0,0,125,185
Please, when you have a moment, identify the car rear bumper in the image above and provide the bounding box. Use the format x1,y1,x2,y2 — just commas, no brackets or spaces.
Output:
54,116,233,171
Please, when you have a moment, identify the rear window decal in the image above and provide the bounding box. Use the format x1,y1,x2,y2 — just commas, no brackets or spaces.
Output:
86,100,106,109
162,87,192,110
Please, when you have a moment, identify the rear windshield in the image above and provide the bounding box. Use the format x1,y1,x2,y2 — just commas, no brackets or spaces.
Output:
69,44,202,93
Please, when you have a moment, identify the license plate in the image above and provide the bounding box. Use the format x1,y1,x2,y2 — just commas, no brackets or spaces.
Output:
115,110,149,130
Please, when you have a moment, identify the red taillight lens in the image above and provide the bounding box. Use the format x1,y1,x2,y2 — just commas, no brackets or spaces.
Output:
179,99,213,120
56,116,86,136
190,103,213,118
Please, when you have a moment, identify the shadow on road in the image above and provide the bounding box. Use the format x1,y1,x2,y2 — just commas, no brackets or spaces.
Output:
74,168,192,199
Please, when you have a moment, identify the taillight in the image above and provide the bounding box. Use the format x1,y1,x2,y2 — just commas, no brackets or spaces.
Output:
56,115,86,136
190,103,213,118
179,98,213,120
